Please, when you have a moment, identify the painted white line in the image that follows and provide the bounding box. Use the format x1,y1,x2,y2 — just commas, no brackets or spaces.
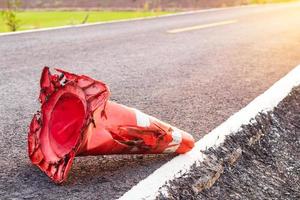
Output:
167,19,238,33
0,5,260,37
119,64,300,200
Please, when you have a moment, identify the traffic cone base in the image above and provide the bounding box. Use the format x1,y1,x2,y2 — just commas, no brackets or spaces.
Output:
28,67,195,183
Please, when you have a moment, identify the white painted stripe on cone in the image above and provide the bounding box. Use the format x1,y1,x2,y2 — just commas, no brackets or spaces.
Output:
163,129,183,153
134,109,151,127
119,64,300,200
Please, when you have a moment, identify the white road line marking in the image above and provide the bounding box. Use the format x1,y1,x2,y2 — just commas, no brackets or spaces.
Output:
167,20,238,33
119,64,300,200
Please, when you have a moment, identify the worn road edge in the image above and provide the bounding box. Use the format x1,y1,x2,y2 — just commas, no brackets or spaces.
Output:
119,64,300,200
160,85,300,199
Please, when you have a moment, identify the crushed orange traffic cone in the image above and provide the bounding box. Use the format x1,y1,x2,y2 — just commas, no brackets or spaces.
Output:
28,67,195,183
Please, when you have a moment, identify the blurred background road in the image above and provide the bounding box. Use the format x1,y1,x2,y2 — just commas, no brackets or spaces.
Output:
0,2,300,199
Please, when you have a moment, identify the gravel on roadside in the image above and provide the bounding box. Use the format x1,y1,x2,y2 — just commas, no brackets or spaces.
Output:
158,86,300,200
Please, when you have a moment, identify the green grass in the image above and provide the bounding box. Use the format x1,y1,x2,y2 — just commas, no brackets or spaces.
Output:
0,11,173,32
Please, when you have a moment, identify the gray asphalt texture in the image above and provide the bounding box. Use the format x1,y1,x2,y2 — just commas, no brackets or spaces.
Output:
1,2,300,200
159,86,300,200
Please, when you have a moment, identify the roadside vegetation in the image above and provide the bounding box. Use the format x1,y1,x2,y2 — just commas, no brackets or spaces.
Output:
0,0,296,33
1,0,21,32
0,10,172,32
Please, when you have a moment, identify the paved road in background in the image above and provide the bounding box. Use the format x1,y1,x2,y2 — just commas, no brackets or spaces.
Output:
1,2,300,199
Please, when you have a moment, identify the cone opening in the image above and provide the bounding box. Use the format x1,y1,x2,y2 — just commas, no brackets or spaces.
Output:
49,93,85,157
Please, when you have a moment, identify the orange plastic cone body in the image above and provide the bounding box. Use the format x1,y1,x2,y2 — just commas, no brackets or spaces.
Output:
28,67,195,183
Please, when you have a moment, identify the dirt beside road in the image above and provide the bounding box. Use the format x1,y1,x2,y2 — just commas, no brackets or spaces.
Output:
159,86,300,199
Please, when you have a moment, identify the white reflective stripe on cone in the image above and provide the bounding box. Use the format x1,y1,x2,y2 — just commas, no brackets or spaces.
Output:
134,109,151,127
163,129,182,153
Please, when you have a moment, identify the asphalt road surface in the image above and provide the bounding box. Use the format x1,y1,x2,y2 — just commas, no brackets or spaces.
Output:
1,2,300,199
